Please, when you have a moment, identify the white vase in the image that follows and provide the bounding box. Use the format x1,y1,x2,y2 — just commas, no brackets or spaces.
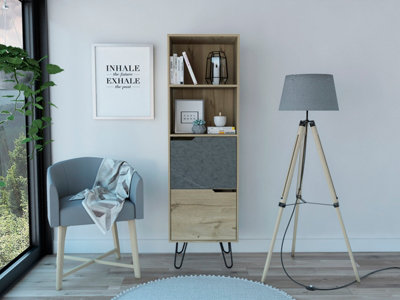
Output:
214,115,227,127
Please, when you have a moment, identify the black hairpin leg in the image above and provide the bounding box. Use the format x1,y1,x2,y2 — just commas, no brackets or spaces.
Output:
219,242,233,268
174,242,188,269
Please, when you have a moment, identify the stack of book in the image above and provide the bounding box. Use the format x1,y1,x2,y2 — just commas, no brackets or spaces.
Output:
207,126,236,134
169,51,198,85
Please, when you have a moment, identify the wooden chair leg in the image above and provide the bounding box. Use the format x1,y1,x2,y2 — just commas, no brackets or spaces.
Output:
56,226,67,290
128,220,141,278
111,222,121,259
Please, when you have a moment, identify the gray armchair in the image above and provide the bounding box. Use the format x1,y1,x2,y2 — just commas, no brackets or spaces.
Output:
47,157,143,290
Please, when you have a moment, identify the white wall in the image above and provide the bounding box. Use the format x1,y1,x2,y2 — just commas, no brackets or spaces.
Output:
47,0,400,254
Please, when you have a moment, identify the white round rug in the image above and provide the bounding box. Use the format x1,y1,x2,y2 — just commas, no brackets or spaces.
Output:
112,275,295,300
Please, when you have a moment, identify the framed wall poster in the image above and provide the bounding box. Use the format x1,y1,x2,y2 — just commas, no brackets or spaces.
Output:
174,99,204,133
92,44,154,119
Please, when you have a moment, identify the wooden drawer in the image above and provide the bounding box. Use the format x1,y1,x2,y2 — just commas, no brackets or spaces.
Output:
170,189,237,241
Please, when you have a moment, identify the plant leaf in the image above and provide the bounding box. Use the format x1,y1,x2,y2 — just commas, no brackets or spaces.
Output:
5,57,23,65
26,57,40,68
28,126,38,135
38,56,47,63
32,119,43,129
22,137,32,143
16,71,26,77
34,103,43,109
44,139,54,145
14,83,29,92
46,64,64,74
41,81,55,89
33,135,43,141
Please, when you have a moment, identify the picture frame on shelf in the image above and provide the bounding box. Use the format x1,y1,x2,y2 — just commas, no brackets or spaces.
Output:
92,44,154,119
174,99,204,133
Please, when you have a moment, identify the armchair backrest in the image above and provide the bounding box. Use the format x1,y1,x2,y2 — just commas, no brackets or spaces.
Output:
48,157,103,198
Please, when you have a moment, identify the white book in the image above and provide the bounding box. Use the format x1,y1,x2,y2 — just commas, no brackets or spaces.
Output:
208,126,236,130
207,131,236,135
207,126,236,134
169,56,174,84
178,56,184,84
173,53,178,84
182,51,197,85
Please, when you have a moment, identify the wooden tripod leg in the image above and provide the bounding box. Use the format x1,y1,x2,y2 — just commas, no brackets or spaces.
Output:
261,124,306,283
291,199,300,257
310,123,360,282
261,207,285,283
291,125,307,257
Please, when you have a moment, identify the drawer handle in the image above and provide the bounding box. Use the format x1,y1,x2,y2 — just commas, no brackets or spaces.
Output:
213,189,236,193
171,137,195,141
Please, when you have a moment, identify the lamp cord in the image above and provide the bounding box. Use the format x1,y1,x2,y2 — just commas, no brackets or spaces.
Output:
279,200,400,291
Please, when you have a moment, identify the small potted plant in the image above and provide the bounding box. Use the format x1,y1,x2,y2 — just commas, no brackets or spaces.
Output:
192,119,206,134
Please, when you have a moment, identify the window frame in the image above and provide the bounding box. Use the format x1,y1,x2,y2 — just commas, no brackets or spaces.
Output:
0,0,52,295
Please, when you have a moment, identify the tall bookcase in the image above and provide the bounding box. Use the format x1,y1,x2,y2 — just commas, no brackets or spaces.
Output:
168,34,240,267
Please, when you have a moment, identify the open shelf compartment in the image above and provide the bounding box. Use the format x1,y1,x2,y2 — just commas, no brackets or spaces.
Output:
168,34,239,85
169,87,238,134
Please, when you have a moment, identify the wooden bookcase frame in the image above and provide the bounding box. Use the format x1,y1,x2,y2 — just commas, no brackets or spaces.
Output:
168,34,240,243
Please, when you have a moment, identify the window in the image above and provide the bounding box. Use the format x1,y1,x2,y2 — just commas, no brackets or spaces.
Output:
0,0,51,294
0,0,22,48
0,0,29,272
0,90,30,271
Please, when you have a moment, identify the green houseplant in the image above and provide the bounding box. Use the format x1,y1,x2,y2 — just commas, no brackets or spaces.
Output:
0,44,63,186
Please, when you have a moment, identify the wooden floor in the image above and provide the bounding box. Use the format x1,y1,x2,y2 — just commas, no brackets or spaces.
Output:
3,252,400,299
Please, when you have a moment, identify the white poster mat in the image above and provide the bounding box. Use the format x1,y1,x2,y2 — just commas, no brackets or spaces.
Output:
92,44,154,119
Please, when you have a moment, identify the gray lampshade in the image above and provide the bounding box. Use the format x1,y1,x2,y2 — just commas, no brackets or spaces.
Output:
279,74,339,111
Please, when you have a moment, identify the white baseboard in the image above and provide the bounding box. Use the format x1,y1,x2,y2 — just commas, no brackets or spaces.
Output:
55,235,400,254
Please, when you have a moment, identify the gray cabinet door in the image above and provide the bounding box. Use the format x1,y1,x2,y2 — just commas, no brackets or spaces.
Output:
170,137,237,189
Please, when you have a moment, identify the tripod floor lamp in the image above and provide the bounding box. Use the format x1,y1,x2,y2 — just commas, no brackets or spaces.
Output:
261,74,360,283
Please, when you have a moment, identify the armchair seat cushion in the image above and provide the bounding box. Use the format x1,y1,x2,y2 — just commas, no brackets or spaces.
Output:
59,195,136,227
